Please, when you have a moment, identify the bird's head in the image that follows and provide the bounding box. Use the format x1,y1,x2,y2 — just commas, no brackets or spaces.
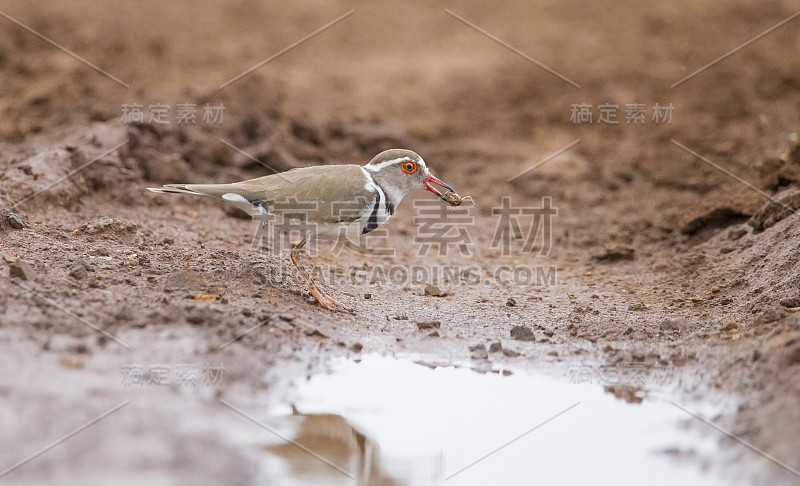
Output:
363,149,454,204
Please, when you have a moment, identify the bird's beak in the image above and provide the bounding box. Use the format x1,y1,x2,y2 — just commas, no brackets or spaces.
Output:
424,175,455,203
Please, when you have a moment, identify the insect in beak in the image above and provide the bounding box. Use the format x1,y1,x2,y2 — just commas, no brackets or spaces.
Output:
424,175,455,203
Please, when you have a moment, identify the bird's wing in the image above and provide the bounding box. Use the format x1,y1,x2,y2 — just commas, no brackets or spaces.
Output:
147,164,377,225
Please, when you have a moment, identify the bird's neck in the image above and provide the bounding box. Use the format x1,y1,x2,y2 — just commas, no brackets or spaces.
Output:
365,169,405,211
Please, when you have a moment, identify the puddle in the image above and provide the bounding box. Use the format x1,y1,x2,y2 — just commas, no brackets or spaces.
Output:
257,355,733,486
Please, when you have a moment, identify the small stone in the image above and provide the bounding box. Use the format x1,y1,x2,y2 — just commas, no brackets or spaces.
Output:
720,320,738,332
502,349,520,357
779,298,800,308
468,344,486,352
68,264,88,280
489,341,503,353
9,260,36,281
8,213,25,229
351,342,363,353
506,298,517,307
428,331,440,338
416,321,441,330
305,328,328,338
628,303,647,311
510,325,535,341
424,284,448,297
364,293,372,300
623,327,634,335
754,308,785,325
632,352,645,362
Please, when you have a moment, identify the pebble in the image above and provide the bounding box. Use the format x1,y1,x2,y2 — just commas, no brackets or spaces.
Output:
489,341,503,353
779,298,800,308
416,321,441,330
69,263,88,280
9,260,36,281
351,342,363,353
510,325,535,341
424,284,448,297
506,298,517,307
7,213,25,229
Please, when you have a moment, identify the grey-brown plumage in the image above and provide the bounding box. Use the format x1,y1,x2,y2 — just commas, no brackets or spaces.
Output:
150,164,378,236
147,149,456,311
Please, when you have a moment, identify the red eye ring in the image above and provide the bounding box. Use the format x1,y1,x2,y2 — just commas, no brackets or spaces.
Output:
402,160,417,174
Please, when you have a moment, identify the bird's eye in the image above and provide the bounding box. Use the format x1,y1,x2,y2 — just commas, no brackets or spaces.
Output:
402,160,417,174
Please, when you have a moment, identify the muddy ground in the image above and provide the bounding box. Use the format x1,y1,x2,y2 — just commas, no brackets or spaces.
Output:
1,1,800,484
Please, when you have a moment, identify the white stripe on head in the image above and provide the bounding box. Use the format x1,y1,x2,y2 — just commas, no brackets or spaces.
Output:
364,155,428,173
363,157,408,172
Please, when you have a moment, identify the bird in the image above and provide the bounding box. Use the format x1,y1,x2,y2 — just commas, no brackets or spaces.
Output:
147,149,457,312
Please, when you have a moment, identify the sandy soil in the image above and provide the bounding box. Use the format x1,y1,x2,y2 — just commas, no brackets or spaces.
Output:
1,0,800,484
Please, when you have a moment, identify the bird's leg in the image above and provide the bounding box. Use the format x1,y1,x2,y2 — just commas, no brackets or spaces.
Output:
290,236,350,313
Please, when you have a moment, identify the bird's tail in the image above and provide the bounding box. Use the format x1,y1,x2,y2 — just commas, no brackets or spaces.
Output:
147,183,263,217
146,183,235,198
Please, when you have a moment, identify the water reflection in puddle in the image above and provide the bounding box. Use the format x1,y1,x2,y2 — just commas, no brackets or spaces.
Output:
261,355,729,486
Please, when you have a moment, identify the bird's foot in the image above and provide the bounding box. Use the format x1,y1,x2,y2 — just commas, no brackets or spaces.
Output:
306,279,351,313
313,291,352,313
